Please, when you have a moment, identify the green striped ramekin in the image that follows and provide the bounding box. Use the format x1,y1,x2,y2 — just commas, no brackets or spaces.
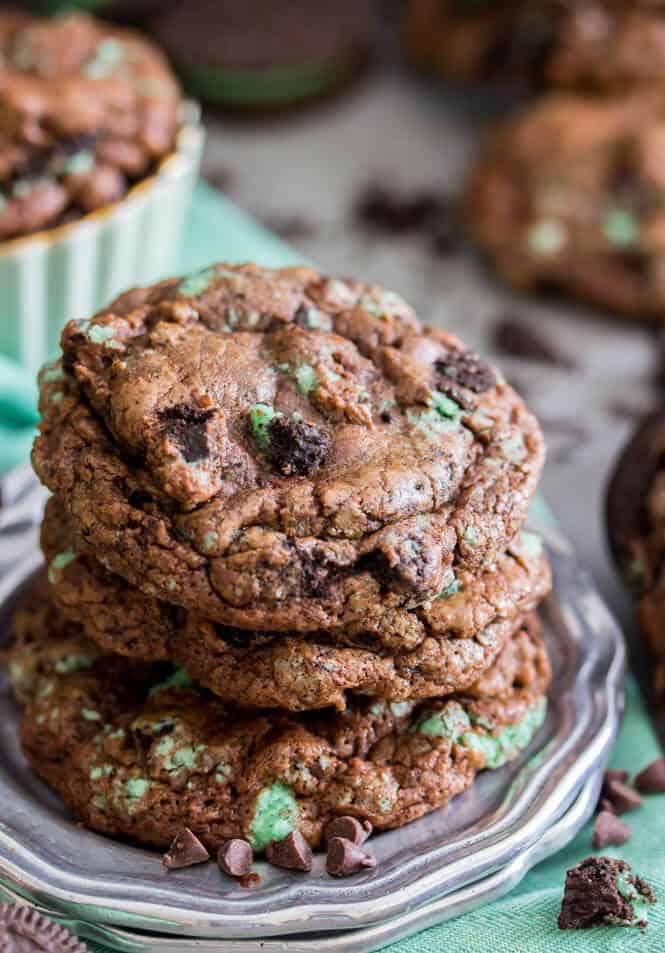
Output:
0,103,204,375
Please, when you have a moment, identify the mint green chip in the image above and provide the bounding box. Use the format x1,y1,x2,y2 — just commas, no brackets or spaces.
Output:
603,208,639,248
432,391,463,421
461,697,547,769
178,265,218,297
249,781,299,851
295,364,318,393
249,404,281,450
411,701,471,739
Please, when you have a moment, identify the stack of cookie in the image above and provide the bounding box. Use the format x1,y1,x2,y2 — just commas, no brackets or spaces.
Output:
7,263,552,870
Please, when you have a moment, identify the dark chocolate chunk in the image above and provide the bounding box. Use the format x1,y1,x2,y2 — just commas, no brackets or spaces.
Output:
492,317,575,369
326,836,376,877
157,403,215,462
558,856,655,930
162,828,210,869
324,816,372,846
604,779,643,815
592,811,633,850
218,838,253,878
267,416,331,476
0,903,90,951
266,831,313,872
355,186,444,235
635,758,665,794
435,349,495,395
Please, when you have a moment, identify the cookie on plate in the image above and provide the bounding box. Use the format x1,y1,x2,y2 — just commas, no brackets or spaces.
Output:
607,404,665,709
32,263,544,631
5,594,550,853
0,11,181,240
466,92,665,321
42,496,551,711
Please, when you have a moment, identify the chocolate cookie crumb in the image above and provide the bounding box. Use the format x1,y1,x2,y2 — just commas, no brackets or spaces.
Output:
492,317,576,369
326,836,376,877
604,779,643,815
635,758,665,794
218,839,253,878
239,872,261,889
324,816,372,846
162,828,210,869
592,811,633,850
266,416,332,476
266,832,313,872
558,857,655,930
0,903,90,951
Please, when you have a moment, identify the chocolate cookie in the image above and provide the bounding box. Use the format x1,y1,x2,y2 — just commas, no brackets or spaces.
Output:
0,12,180,241
405,1,665,94
558,857,656,930
32,264,544,632
606,404,665,710
42,497,551,710
5,596,550,853
466,92,665,321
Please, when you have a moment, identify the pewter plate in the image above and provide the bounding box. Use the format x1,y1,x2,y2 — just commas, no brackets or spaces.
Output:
0,773,600,953
0,469,625,941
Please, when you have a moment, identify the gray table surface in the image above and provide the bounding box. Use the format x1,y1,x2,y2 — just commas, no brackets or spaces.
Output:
198,40,662,733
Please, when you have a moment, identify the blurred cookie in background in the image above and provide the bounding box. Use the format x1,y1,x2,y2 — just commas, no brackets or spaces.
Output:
148,0,373,110
404,1,665,95
607,404,665,714
465,91,665,322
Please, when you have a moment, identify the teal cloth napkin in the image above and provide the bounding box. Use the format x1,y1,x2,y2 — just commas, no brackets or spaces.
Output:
1,183,663,951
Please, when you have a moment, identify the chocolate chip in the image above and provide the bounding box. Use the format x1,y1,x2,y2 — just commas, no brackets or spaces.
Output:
324,816,372,846
592,811,633,849
635,758,665,794
162,828,210,869
492,316,576,369
326,836,376,877
355,186,444,235
267,416,331,477
598,798,616,815
435,349,495,395
266,831,313,872
157,403,215,462
218,838,253,877
604,769,630,784
604,778,643,814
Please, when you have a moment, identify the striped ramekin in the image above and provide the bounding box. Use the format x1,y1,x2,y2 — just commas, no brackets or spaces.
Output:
0,103,204,375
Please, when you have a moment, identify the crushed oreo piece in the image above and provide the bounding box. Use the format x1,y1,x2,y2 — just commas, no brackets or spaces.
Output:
592,811,633,850
558,857,655,930
267,416,331,477
162,828,210,869
635,758,665,794
435,349,495,395
0,903,90,951
157,403,215,462
266,831,313,872
326,836,376,877
324,816,372,846
218,838,253,878
492,316,575,369
604,778,643,815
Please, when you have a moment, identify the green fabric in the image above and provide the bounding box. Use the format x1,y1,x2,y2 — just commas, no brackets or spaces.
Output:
0,183,663,950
